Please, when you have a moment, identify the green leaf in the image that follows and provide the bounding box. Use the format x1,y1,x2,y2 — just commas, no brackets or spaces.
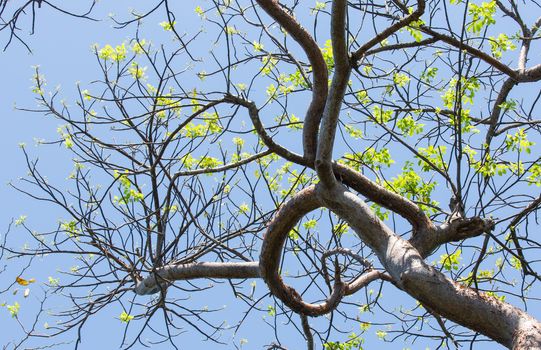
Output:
439,249,462,271
303,219,317,230
160,21,176,31
119,311,134,323
467,1,497,34
15,215,27,226
267,305,276,316
7,302,20,318
397,115,424,136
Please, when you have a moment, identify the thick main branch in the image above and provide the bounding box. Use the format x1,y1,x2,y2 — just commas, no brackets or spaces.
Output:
255,0,328,162
317,184,541,349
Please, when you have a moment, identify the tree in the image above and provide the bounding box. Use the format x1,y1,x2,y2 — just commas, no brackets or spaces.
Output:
2,0,541,349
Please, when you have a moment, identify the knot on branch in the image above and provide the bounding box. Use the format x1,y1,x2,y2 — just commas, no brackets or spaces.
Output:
134,276,167,296
411,216,495,258
449,216,495,240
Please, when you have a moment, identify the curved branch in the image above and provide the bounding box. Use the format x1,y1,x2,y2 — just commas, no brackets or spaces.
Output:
364,37,439,56
224,94,306,163
255,0,328,162
346,270,393,295
421,27,520,79
320,247,392,294
334,163,434,232
259,185,347,316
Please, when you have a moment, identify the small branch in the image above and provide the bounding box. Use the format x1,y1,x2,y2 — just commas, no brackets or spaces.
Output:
484,78,517,150
134,261,260,295
495,120,541,136
224,94,306,165
172,150,272,177
506,194,541,277
423,304,459,348
364,37,439,56
352,0,426,61
320,248,392,294
300,315,314,350
421,27,519,79
346,270,393,295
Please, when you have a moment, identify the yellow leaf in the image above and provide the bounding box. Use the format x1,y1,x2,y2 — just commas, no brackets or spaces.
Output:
16,276,36,286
